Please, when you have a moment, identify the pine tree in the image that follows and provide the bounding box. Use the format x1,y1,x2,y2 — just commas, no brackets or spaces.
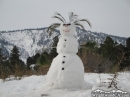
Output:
0,48,3,73
9,46,25,72
126,37,130,49
27,57,33,70
100,36,116,60
33,53,41,63
0,48,9,78
10,46,20,66
119,37,130,70
0,48,2,64
0,48,8,65
26,53,40,69
37,51,50,65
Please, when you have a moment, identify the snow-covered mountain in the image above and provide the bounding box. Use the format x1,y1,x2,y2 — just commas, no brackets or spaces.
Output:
0,28,59,62
0,27,127,63
76,28,127,45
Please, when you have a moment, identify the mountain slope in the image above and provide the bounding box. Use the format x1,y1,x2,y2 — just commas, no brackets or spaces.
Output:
0,27,127,62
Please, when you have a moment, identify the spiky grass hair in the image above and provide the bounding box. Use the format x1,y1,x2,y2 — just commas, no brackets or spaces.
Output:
47,12,91,35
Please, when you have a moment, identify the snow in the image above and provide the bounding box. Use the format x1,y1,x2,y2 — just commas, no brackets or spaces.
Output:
30,64,36,70
0,73,130,97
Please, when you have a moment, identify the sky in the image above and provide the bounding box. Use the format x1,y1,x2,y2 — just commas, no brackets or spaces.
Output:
0,0,130,37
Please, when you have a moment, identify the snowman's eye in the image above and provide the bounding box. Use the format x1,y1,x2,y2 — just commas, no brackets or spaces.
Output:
67,24,71,26
63,24,71,26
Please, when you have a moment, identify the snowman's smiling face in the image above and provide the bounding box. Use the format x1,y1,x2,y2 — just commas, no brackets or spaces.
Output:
60,22,76,36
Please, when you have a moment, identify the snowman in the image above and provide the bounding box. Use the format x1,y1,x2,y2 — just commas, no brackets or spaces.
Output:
46,12,91,89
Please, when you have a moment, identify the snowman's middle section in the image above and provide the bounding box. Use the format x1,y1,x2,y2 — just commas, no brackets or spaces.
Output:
57,36,78,54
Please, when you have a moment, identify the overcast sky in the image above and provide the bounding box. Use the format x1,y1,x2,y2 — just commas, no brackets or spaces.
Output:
0,0,130,37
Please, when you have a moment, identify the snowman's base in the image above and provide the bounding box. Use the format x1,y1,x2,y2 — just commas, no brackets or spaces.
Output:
45,53,85,90
44,80,92,91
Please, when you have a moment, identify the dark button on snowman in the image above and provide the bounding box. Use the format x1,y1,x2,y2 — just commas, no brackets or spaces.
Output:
46,12,91,89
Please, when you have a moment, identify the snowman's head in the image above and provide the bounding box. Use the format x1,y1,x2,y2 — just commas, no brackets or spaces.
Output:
60,22,76,36
47,12,91,36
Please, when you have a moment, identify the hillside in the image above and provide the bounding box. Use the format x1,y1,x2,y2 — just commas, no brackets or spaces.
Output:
0,27,127,62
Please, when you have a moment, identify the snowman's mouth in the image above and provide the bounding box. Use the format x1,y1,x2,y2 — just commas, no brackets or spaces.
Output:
63,30,70,32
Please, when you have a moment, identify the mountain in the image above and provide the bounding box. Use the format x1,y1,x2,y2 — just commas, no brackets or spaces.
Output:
0,27,127,63
76,28,126,45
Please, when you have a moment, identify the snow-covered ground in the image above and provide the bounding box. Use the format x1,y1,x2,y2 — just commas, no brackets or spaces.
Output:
0,73,130,97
